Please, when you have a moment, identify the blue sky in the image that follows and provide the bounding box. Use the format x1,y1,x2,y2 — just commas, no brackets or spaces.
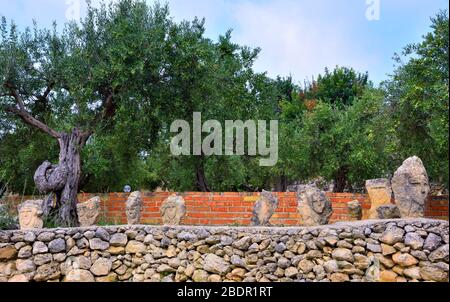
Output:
0,0,448,85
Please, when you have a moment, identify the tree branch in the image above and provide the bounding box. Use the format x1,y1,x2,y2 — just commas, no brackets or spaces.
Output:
3,83,60,139
4,105,61,139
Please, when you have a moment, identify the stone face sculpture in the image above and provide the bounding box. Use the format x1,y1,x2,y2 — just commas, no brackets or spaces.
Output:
250,190,278,226
160,194,186,225
126,191,142,225
365,178,392,219
18,200,44,230
347,200,362,221
376,204,401,219
297,185,332,226
76,196,101,227
392,156,430,218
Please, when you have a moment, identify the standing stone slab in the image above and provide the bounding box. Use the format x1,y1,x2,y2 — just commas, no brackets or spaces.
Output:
297,185,332,226
126,191,142,225
160,194,186,225
76,196,101,227
18,200,44,230
392,156,430,218
347,200,362,221
365,179,392,219
250,190,278,226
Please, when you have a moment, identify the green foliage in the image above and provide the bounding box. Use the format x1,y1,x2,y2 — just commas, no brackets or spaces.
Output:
42,212,60,229
0,203,17,230
0,2,448,194
383,10,449,187
301,66,369,108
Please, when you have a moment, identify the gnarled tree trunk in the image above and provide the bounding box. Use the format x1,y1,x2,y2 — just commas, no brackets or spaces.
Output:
34,128,90,227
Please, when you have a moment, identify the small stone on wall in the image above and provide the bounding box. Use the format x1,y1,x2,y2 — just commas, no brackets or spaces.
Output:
18,200,44,230
160,194,186,225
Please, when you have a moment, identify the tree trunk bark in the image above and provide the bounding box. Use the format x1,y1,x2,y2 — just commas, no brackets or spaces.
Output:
195,156,210,192
34,128,89,227
333,166,349,193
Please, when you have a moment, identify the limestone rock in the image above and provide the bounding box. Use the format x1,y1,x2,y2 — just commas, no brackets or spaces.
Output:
18,200,44,230
365,179,392,219
404,233,424,250
392,252,418,267
203,253,230,275
192,269,209,282
297,185,332,226
379,270,397,282
329,272,349,282
126,191,142,225
76,196,101,227
420,264,448,282
376,205,401,219
89,238,109,250
392,156,430,218
48,238,66,253
347,200,362,221
15,259,35,273
32,241,48,254
110,233,128,247
125,240,146,254
34,262,60,281
424,233,442,251
428,244,449,262
250,190,278,226
64,269,95,282
0,245,17,260
160,194,186,225
379,226,405,245
331,248,354,262
90,258,112,276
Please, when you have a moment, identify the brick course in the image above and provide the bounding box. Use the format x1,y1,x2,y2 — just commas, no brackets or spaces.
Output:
2,192,448,225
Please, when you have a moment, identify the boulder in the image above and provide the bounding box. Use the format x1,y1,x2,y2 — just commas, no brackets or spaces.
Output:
376,204,401,219
76,196,101,227
392,156,430,218
126,191,142,225
160,194,186,225
18,200,44,230
347,200,362,221
297,185,332,226
250,190,278,226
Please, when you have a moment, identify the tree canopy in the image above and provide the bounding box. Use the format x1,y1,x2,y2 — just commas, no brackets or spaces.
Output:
0,1,448,207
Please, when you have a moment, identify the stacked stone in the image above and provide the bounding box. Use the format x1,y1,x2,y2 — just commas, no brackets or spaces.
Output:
0,219,448,282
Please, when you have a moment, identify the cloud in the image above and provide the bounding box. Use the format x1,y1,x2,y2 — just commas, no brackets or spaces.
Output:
229,0,378,83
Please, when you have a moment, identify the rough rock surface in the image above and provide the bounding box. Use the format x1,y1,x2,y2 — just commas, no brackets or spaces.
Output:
365,179,392,219
160,194,186,225
392,156,430,218
0,218,447,282
76,197,101,227
18,200,44,230
296,185,332,226
250,190,278,226
376,205,401,219
347,200,362,221
126,191,142,225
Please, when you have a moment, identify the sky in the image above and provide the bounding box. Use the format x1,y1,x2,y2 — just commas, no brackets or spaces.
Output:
0,0,448,85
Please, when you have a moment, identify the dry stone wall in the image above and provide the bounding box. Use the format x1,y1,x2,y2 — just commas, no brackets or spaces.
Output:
0,218,448,282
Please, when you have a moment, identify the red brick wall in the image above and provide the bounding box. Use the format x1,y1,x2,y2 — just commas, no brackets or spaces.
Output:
3,192,448,226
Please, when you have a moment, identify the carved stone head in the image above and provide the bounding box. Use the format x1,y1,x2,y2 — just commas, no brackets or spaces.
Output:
18,200,44,230
297,185,332,226
160,194,186,225
126,191,142,225
250,190,278,226
392,156,430,218
76,196,101,227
